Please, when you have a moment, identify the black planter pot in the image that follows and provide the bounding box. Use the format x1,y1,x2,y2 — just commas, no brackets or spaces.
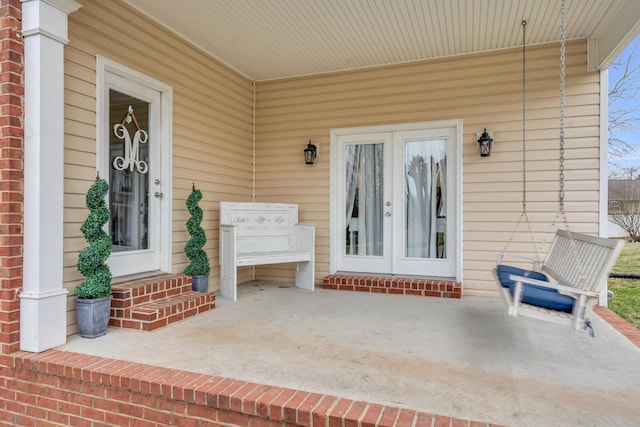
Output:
75,295,112,338
192,275,209,292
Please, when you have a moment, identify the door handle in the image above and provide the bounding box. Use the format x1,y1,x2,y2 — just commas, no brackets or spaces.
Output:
385,212,391,217
154,192,163,198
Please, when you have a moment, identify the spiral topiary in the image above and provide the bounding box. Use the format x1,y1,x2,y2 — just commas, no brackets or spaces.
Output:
75,175,112,299
184,183,210,276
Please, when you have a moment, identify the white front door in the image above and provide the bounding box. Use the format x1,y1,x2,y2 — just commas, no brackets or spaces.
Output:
331,121,460,279
97,58,173,278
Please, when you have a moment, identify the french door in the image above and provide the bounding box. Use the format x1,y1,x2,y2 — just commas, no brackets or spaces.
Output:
97,58,172,278
331,121,460,278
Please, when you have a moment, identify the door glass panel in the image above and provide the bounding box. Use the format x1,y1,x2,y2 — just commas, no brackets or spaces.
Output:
109,90,150,252
404,139,447,259
344,143,384,256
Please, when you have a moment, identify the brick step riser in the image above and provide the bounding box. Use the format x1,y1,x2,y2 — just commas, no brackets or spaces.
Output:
323,274,462,299
112,293,215,322
111,275,194,309
111,284,193,309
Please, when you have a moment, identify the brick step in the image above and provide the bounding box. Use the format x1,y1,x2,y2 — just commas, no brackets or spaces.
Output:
111,274,194,309
110,290,215,331
323,274,462,298
109,274,216,331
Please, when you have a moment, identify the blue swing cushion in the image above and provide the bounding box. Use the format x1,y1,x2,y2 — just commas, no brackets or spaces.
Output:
496,265,575,313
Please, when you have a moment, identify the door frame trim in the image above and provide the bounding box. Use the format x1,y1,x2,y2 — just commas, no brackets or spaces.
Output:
96,56,173,276
329,120,463,281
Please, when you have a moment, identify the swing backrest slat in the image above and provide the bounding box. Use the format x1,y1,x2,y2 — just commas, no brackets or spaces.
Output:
542,230,624,292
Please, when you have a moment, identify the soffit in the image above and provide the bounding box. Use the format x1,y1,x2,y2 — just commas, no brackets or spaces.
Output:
123,0,635,81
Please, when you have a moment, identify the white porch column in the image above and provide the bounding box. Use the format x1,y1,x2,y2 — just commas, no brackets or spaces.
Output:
20,0,81,352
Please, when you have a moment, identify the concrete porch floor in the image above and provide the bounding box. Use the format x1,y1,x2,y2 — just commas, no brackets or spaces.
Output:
58,282,640,427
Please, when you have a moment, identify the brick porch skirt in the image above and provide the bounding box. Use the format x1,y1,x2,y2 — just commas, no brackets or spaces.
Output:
0,351,496,426
323,274,462,299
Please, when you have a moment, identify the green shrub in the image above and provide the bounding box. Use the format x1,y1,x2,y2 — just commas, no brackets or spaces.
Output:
608,242,640,328
184,184,210,276
75,177,112,299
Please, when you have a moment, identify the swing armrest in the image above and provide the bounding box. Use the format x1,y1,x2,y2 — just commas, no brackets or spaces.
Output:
508,274,600,298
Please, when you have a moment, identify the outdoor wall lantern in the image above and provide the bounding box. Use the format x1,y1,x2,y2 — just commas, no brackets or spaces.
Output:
304,140,318,165
476,128,494,157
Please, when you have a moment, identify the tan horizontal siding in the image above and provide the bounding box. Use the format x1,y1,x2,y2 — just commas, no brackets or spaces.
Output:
254,40,602,295
63,2,602,317
64,0,253,335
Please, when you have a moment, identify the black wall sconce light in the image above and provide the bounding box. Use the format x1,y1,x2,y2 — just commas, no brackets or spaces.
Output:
476,128,494,157
304,140,318,165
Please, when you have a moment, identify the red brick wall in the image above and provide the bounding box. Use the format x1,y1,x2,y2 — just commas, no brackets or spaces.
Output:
0,351,491,427
0,0,24,355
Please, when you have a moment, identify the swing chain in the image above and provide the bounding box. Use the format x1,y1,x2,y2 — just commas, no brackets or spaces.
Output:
559,0,566,203
505,0,588,291
556,0,587,289
522,20,527,209
502,20,541,262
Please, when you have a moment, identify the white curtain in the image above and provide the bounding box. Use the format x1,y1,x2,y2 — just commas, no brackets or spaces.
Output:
345,145,360,223
345,144,384,256
405,140,447,258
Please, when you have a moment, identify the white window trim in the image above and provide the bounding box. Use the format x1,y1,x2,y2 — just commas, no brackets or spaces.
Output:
96,56,173,275
599,68,610,306
600,68,609,238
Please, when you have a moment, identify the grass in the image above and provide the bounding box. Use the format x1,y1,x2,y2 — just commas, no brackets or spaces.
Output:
608,242,640,329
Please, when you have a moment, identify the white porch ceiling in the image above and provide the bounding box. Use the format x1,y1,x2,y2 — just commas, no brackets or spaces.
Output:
123,0,640,81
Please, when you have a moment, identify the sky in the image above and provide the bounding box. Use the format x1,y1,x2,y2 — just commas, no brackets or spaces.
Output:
608,32,640,176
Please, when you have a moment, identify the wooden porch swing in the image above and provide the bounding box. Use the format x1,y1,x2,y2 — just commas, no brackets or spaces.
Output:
492,1,624,336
